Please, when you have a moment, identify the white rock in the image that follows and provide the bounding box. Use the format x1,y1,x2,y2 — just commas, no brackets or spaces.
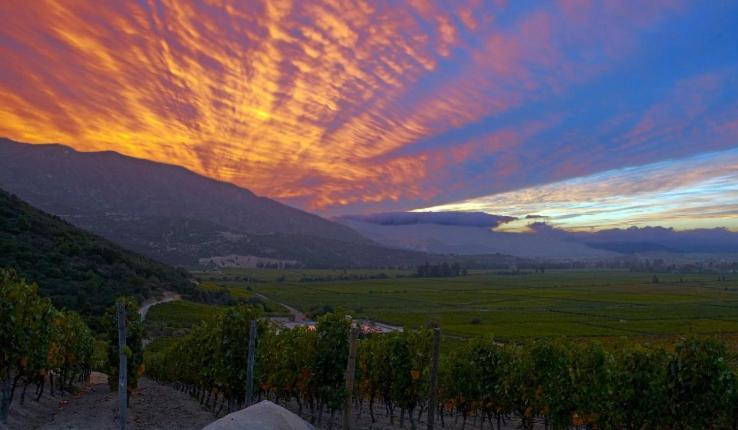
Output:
203,400,314,430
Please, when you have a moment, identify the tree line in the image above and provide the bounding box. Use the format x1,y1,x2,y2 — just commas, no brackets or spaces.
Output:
416,262,466,278
145,307,738,429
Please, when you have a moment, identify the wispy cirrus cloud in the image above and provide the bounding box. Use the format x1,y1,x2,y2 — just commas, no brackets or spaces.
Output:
0,0,736,222
419,147,738,231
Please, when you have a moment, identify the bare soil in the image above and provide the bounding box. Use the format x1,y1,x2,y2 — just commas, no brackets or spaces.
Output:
266,397,539,430
3,373,214,430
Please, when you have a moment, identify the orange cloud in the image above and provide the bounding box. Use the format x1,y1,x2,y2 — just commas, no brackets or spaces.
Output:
0,0,492,209
0,0,697,213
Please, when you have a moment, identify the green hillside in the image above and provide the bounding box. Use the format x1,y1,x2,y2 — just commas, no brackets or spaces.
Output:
0,188,194,321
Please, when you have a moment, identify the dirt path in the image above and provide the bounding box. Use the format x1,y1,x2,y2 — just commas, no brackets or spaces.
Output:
277,301,309,322
255,294,308,322
139,292,181,321
256,293,403,333
25,373,213,430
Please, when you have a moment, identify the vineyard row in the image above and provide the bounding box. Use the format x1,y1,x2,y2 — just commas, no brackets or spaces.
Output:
0,269,95,424
145,305,738,430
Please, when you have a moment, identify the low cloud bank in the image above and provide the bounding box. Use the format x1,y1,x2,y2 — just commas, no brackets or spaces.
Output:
338,211,515,228
530,223,738,254
341,212,738,255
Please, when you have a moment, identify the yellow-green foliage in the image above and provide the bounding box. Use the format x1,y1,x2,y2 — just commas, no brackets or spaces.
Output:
146,300,221,329
1,269,93,423
102,297,144,396
146,308,738,429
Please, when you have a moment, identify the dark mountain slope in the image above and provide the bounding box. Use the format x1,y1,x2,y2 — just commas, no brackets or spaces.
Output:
0,138,371,244
0,188,194,319
0,139,524,268
91,214,525,268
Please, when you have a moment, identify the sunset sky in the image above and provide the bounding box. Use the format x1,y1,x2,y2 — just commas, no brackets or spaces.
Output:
1,1,736,230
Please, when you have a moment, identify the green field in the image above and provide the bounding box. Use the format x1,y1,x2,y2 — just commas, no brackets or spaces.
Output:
142,285,289,350
146,299,221,329
194,269,738,341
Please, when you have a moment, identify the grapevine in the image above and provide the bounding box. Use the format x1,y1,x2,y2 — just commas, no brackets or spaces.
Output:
145,308,738,429
1,268,93,424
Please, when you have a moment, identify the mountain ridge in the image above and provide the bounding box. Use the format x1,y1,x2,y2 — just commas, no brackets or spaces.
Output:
0,138,371,244
0,138,525,268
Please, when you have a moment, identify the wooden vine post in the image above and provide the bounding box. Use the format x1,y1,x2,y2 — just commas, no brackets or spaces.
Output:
116,301,127,430
426,327,441,430
342,326,360,430
245,319,257,407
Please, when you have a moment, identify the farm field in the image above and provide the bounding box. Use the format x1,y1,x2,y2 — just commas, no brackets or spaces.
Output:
142,283,295,354
196,269,738,341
